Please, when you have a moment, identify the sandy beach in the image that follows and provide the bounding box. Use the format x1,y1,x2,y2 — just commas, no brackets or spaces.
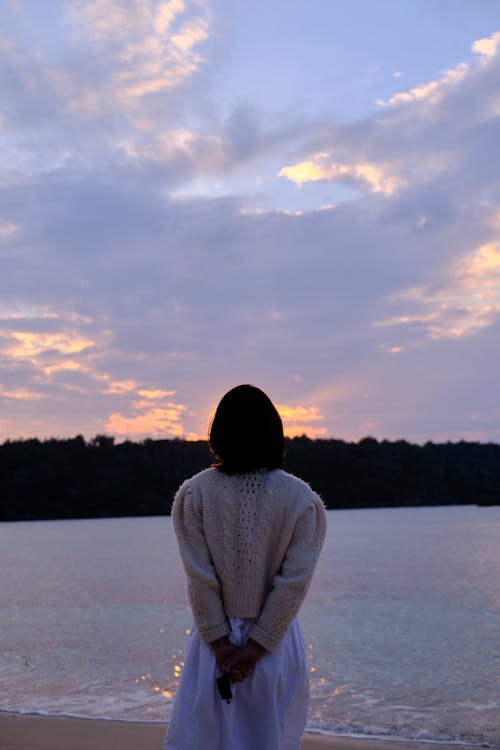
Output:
0,712,482,750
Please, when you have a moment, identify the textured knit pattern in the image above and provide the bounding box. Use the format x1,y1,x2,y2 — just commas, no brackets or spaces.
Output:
172,467,327,652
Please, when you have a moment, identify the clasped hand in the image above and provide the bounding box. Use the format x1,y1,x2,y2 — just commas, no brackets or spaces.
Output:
212,636,266,683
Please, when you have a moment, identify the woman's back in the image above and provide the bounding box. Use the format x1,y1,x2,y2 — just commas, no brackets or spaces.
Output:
165,385,326,750
173,467,325,650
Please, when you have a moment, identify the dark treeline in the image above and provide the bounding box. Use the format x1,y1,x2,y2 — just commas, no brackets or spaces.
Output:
0,434,499,522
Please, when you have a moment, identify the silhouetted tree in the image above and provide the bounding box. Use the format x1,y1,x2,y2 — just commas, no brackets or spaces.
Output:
0,435,498,521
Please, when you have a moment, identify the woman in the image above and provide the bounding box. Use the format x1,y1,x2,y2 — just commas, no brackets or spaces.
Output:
165,384,327,750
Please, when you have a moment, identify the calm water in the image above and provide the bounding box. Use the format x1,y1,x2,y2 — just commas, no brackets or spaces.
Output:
0,506,499,746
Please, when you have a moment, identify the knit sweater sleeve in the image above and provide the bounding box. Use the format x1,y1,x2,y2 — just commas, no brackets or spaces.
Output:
172,479,230,643
249,492,327,652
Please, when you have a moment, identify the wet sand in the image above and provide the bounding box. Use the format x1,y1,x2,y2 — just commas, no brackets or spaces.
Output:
0,711,479,750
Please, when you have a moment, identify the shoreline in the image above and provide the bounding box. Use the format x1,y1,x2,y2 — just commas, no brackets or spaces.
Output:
0,712,488,750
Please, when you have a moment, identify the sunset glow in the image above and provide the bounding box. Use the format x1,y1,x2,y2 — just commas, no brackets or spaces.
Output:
3,332,96,359
1,3,499,444
279,157,403,195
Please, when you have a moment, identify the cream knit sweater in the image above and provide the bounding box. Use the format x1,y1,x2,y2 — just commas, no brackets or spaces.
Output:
172,467,327,652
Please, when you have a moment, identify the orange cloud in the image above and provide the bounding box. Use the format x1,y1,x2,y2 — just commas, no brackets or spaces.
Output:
377,240,500,341
3,331,96,358
42,360,90,376
133,400,184,415
137,388,176,399
458,241,500,278
277,404,323,422
284,425,328,439
106,403,188,437
472,31,500,61
104,379,140,394
0,387,43,401
276,403,327,438
279,154,403,195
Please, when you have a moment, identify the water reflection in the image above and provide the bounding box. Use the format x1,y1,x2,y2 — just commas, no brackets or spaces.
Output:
0,509,499,744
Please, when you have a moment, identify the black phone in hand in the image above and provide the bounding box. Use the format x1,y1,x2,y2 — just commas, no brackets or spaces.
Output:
216,674,233,703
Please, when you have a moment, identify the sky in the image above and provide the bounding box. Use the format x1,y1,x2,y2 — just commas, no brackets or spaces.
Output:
1,0,500,444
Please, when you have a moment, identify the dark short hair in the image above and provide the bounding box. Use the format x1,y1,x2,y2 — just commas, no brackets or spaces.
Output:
209,384,285,474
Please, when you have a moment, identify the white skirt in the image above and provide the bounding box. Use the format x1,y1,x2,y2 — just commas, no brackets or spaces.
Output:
164,617,309,750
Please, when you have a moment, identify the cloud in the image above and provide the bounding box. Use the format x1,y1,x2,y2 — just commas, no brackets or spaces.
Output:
0,220,17,238
0,387,44,401
278,29,500,213
103,379,140,395
0,1,310,197
278,154,404,195
384,63,469,107
276,403,327,438
107,408,185,437
471,30,500,60
1,13,500,443
375,240,500,341
67,0,210,106
42,360,91,377
0,0,213,187
106,395,190,438
377,32,500,109
138,389,176,399
2,331,98,359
